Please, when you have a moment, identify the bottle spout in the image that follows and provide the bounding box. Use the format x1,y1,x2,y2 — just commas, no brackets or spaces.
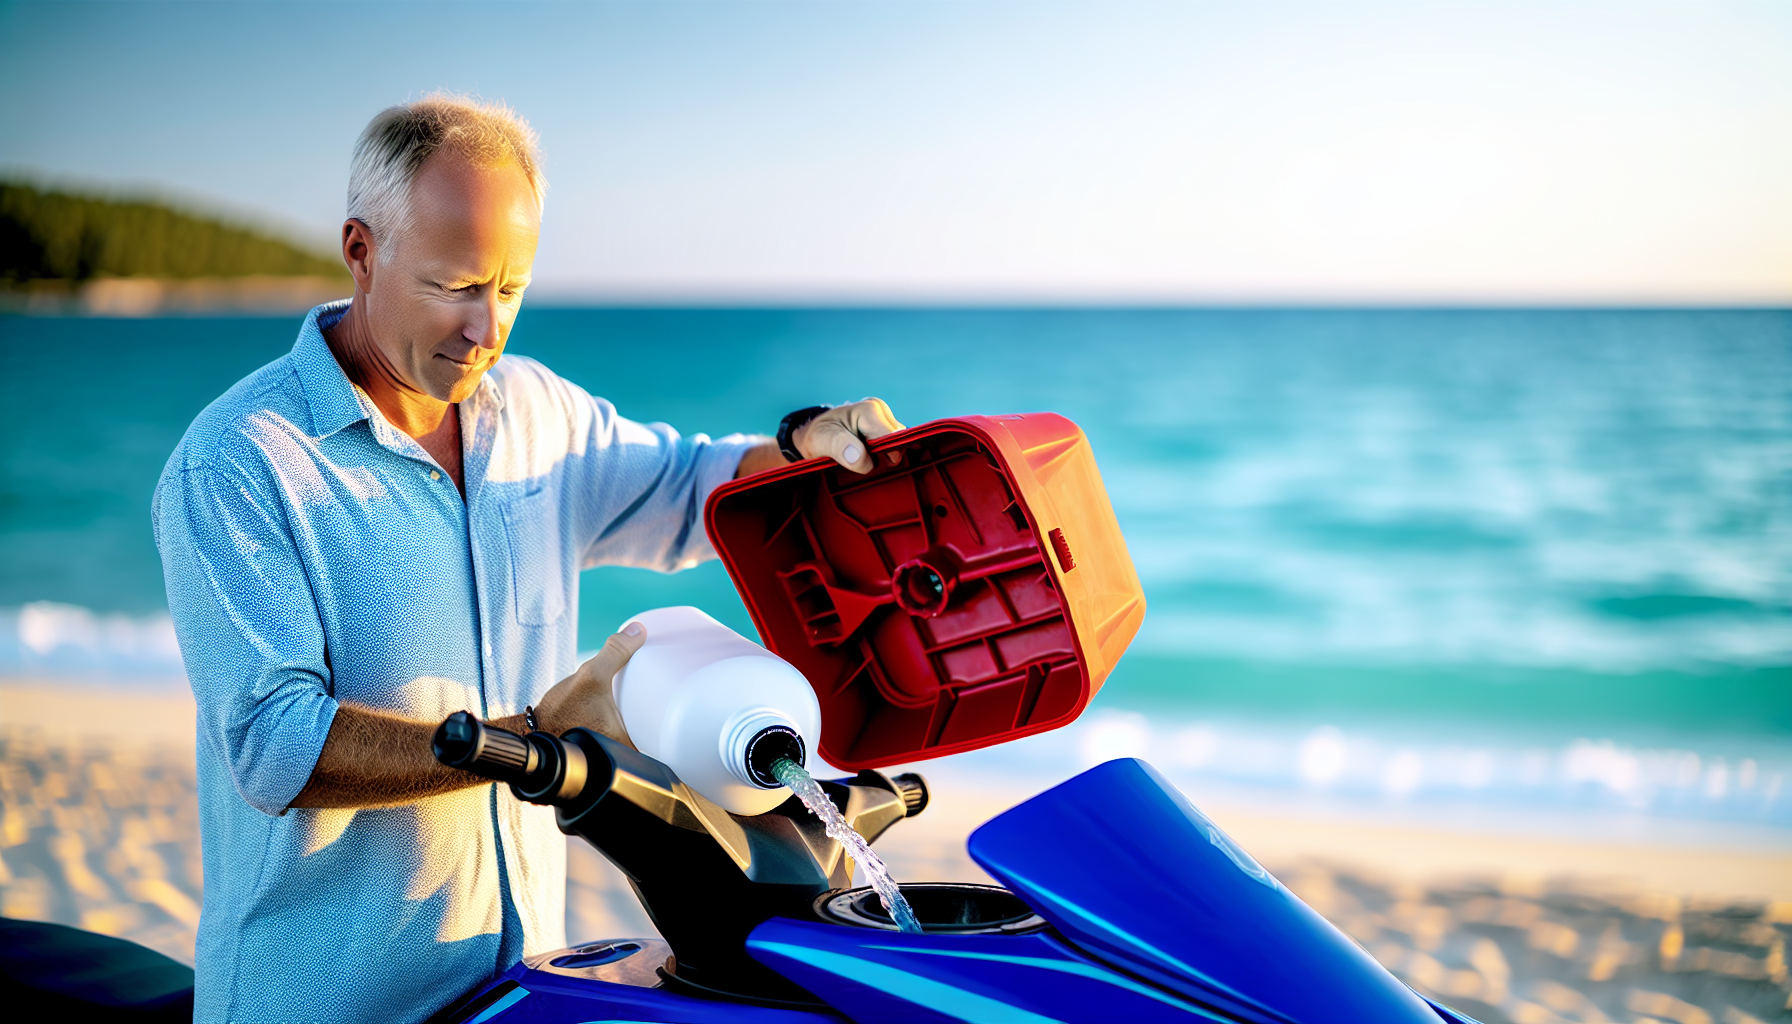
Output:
745,727,805,788
719,708,807,789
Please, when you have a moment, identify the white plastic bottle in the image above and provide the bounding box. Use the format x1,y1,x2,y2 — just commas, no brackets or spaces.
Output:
611,606,823,815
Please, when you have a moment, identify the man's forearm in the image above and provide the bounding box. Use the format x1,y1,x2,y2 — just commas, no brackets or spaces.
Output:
735,440,785,478
291,628,645,810
290,702,527,809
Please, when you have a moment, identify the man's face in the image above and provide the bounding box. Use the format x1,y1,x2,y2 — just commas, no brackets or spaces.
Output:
361,153,540,404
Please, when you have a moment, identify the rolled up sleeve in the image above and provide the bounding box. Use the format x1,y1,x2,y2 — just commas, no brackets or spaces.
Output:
154,463,337,816
574,393,758,572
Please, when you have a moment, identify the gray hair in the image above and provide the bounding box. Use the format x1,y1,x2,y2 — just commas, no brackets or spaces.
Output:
346,94,545,262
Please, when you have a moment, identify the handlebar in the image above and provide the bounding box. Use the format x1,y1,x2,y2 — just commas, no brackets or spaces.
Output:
433,711,589,804
889,772,929,818
434,711,930,821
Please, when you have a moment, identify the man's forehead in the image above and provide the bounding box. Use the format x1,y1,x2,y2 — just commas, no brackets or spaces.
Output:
411,151,540,223
397,156,539,275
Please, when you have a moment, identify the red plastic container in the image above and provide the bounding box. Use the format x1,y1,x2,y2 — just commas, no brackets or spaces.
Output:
704,414,1145,770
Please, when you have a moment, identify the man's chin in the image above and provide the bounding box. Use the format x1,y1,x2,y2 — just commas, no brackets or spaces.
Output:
414,363,482,403
442,374,487,404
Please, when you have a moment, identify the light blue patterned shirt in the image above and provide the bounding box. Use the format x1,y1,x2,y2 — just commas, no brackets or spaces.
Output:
153,301,754,1022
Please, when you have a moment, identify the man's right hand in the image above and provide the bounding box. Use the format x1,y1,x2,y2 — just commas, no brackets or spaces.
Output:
532,622,647,745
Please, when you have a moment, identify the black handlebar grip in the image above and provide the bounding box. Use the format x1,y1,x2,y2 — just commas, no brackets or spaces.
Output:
890,772,929,818
433,711,591,806
433,711,535,783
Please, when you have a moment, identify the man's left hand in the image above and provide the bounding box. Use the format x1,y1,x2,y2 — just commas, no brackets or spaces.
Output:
793,398,906,475
735,398,908,479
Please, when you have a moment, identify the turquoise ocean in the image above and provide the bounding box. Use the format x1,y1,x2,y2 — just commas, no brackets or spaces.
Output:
2,308,1787,829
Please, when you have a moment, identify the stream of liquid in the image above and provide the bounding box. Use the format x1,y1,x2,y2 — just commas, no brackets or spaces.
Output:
771,758,922,934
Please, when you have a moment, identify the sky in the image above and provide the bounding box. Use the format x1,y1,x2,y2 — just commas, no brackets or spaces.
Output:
2,0,1789,303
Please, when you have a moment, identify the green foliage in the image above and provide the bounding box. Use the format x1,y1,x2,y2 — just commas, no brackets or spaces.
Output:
1,181,347,283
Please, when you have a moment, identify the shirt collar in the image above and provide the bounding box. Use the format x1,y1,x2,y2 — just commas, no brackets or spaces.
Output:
291,300,373,439
470,360,504,415
290,299,508,440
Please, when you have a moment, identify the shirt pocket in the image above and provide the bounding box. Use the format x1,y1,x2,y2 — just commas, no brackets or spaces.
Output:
502,488,567,626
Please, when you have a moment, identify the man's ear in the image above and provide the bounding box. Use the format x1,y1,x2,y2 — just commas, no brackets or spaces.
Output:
341,219,378,295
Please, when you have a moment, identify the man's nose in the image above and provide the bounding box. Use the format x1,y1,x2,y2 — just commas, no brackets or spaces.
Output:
464,290,503,350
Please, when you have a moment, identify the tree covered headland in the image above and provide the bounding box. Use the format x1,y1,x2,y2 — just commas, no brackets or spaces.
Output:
2,181,347,284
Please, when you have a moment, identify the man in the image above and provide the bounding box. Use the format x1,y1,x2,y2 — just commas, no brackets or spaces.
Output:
153,95,902,1022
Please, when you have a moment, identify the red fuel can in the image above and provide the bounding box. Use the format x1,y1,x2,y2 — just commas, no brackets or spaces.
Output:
704,413,1145,770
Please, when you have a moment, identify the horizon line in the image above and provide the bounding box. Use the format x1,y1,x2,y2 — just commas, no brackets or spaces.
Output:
519,290,1792,312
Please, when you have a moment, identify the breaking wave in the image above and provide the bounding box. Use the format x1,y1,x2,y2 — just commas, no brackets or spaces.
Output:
0,602,186,684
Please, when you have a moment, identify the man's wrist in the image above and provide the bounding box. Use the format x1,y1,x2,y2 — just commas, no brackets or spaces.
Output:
776,405,832,462
488,711,535,736
734,442,787,479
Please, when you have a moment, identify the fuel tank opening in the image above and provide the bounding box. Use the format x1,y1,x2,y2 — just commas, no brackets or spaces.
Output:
815,882,1045,934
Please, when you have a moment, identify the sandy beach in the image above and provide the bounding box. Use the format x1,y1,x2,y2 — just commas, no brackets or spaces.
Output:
3,681,1788,1023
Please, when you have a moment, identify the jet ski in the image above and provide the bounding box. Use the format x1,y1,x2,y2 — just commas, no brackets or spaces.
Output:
423,717,1480,1024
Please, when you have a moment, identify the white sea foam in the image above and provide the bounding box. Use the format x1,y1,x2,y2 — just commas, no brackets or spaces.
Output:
0,602,186,683
1013,710,1792,826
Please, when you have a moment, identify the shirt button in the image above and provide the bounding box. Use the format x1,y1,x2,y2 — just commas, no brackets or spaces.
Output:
429,470,441,481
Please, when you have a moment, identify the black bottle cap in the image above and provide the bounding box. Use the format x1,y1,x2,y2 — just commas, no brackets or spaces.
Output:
744,725,807,788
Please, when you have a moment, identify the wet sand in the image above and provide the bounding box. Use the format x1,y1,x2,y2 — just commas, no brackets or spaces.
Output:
4,682,1788,1023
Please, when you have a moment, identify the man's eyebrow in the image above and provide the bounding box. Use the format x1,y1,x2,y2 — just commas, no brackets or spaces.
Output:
428,266,530,288
437,270,497,287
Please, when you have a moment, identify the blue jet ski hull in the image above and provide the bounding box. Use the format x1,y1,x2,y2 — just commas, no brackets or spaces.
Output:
440,759,1482,1024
